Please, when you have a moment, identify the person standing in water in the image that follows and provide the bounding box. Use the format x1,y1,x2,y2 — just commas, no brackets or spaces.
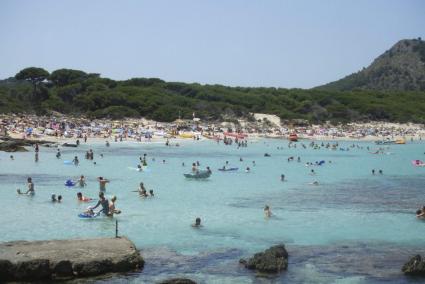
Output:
78,175,86,187
18,177,35,195
264,205,272,218
73,156,79,166
97,177,110,191
90,192,109,215
192,217,202,228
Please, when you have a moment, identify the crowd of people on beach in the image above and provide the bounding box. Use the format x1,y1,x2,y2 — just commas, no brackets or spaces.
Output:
2,114,425,144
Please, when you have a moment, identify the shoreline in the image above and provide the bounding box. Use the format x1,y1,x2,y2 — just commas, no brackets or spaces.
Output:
1,114,425,147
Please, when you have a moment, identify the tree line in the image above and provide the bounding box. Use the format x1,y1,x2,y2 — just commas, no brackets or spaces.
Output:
1,67,425,123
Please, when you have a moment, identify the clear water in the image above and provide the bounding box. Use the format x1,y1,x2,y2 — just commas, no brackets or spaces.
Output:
1,138,425,283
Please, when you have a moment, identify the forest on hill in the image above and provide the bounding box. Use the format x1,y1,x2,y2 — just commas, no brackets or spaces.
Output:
317,38,425,92
1,67,425,123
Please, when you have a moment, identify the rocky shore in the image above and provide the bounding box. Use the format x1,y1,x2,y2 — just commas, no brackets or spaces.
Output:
0,136,56,152
0,237,144,281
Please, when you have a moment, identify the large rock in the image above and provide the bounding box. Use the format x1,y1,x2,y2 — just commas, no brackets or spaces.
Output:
0,237,144,281
239,245,288,273
402,255,425,276
159,278,197,284
0,141,28,152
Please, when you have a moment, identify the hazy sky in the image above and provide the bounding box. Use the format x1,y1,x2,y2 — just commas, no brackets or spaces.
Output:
1,0,424,88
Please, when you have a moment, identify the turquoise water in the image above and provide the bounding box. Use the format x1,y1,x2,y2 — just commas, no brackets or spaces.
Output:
1,138,425,283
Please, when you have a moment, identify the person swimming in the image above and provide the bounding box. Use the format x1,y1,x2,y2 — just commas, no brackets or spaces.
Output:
149,190,154,197
264,205,272,218
137,165,143,171
192,217,202,228
51,194,57,202
416,206,425,218
56,149,61,159
77,192,92,202
10,155,14,160
281,174,285,181
246,167,250,173
138,182,148,197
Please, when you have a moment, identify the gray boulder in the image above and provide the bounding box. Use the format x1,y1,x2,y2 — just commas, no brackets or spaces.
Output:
0,141,28,152
14,259,51,280
159,278,197,284
240,245,288,273
402,255,425,276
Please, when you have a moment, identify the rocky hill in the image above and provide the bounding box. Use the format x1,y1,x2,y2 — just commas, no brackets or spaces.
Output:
317,38,425,91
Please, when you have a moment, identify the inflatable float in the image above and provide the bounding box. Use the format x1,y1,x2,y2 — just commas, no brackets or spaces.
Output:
78,212,99,218
412,160,425,167
65,179,76,187
218,167,239,172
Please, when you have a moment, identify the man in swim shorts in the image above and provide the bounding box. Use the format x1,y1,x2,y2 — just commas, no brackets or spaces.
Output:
91,192,109,215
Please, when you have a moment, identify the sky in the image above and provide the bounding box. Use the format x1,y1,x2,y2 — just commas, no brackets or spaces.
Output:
0,0,424,88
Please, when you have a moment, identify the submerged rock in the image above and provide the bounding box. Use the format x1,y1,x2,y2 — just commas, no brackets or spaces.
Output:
239,244,288,273
402,255,425,276
159,278,197,284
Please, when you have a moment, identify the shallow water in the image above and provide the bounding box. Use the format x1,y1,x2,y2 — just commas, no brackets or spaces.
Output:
1,138,425,283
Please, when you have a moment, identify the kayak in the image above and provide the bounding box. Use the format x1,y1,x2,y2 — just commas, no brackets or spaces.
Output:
218,167,239,171
184,171,211,179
